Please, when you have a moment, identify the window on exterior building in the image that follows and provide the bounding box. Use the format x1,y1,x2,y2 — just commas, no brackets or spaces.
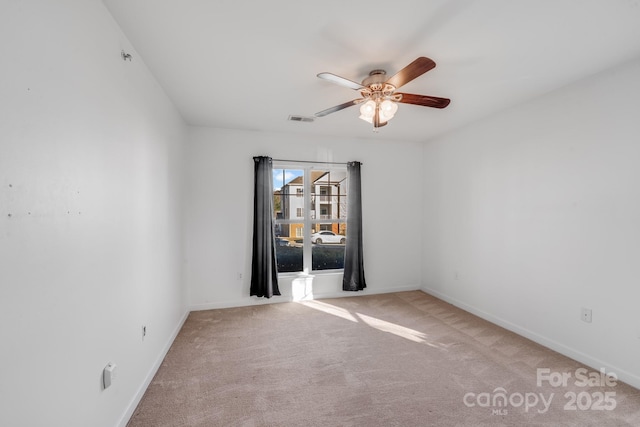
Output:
272,164,348,273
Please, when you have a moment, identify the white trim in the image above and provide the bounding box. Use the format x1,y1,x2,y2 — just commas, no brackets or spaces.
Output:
303,167,312,272
190,284,421,312
420,286,640,390
117,309,190,427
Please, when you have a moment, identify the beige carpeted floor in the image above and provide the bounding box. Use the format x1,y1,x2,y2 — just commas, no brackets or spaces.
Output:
127,291,640,426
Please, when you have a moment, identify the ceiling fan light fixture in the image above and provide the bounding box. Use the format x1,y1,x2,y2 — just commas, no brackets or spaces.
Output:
380,99,398,119
359,99,396,127
360,115,388,127
358,100,376,122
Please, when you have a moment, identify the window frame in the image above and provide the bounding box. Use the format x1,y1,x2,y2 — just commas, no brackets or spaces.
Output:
273,161,347,275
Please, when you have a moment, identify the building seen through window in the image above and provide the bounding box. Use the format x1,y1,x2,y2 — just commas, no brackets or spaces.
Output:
273,166,347,273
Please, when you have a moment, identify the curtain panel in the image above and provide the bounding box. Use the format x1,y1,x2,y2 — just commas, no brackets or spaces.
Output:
250,156,280,298
343,161,366,291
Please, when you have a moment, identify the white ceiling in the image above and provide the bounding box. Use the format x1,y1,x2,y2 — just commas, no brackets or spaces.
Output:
103,0,640,143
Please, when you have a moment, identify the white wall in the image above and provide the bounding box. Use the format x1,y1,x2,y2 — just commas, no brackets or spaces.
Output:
4,3,637,425
422,57,640,389
0,2,187,426
185,127,423,309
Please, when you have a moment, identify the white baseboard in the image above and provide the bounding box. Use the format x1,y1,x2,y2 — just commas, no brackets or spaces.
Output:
420,286,640,391
189,284,421,312
117,309,190,427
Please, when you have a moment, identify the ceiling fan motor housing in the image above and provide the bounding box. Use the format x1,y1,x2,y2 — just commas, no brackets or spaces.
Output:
362,69,390,87
361,70,398,101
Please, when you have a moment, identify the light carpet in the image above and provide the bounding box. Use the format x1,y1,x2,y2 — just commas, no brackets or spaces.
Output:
127,291,640,426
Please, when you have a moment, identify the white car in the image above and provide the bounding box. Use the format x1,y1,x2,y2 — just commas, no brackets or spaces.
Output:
311,231,346,244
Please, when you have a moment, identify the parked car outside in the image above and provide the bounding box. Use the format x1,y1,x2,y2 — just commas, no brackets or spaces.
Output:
275,237,290,247
311,231,346,244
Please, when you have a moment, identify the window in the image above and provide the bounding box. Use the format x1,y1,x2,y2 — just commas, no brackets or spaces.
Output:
272,165,348,273
319,186,330,201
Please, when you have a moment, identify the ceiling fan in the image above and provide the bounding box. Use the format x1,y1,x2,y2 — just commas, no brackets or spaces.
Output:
315,57,450,131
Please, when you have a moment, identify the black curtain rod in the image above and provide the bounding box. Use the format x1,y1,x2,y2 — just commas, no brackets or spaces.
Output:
272,158,362,166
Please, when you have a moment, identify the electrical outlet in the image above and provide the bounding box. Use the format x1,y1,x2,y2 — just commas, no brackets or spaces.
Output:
142,325,147,341
237,272,243,280
581,308,592,323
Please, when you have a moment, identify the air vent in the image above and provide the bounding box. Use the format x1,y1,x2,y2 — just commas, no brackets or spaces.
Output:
288,115,314,123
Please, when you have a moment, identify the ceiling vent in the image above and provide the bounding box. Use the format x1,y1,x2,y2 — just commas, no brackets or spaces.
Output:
288,115,314,123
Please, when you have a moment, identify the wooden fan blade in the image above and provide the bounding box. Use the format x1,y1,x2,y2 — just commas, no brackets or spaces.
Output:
397,93,450,109
317,73,365,90
385,57,436,89
315,99,365,117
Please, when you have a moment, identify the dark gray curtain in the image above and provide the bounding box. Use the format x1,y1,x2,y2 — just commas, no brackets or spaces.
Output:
343,161,366,291
250,156,280,298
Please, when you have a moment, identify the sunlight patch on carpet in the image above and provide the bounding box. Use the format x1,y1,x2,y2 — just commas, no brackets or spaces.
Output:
356,312,427,344
299,300,359,322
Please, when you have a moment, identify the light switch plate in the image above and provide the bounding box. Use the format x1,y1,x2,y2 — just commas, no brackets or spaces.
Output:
103,362,117,389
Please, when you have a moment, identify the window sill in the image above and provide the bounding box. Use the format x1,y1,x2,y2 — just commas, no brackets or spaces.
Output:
278,270,343,279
